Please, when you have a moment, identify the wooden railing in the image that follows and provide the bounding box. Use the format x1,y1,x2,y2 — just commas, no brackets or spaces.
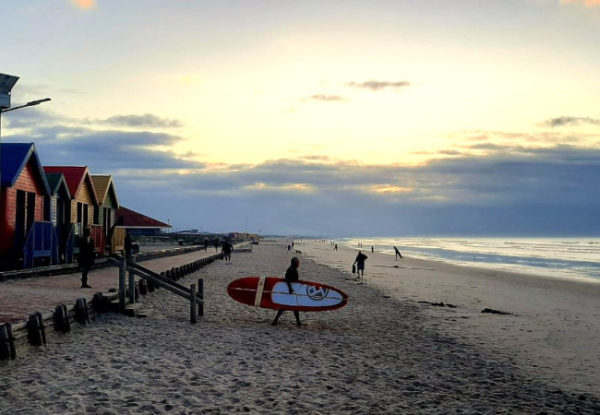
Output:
113,255,205,324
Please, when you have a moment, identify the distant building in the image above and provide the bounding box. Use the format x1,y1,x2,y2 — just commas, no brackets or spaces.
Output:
115,206,171,236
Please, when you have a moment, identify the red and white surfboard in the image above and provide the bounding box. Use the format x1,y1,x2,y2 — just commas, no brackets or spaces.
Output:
227,277,348,312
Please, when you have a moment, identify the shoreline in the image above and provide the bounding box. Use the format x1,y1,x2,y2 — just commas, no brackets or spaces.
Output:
296,239,600,396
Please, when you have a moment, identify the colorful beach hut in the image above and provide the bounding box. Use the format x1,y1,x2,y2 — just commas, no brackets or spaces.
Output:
43,166,102,257
44,172,73,263
0,143,57,269
91,174,122,254
116,206,171,236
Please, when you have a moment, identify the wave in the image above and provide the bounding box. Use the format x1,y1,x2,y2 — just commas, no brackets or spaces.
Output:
341,237,600,281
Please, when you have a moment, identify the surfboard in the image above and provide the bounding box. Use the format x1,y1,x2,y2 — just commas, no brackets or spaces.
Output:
227,277,348,311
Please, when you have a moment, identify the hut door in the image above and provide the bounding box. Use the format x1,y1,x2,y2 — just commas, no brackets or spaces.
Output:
15,190,26,250
26,192,35,233
103,207,111,236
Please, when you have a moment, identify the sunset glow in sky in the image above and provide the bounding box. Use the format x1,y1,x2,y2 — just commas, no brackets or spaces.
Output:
2,1,599,235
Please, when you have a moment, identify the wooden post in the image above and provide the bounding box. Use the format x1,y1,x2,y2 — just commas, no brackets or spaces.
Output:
198,278,204,317
190,283,197,324
128,255,136,304
119,257,126,312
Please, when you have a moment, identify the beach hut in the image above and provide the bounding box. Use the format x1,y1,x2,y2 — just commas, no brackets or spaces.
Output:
44,172,73,263
43,166,102,257
91,174,123,254
115,206,171,236
0,143,57,269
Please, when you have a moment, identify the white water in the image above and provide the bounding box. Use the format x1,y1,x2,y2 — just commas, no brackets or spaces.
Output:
340,237,600,282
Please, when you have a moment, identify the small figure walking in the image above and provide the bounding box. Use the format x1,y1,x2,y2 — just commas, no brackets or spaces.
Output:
287,244,292,253
272,257,302,326
78,228,95,288
334,244,338,251
222,240,233,262
394,246,403,261
353,250,368,280
214,239,219,252
371,246,374,253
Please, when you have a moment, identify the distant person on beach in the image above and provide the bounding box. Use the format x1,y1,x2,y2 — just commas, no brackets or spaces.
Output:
334,244,338,251
287,244,292,253
203,238,209,251
214,239,219,252
353,250,368,279
78,228,95,288
394,246,403,261
222,240,233,262
272,257,302,326
371,246,374,253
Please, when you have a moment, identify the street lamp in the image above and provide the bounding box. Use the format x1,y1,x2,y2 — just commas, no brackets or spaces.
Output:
0,72,51,208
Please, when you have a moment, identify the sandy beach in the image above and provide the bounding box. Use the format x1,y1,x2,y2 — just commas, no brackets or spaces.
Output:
298,239,600,395
1,240,599,414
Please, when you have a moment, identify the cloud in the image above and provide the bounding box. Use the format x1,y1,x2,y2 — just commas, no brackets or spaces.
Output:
561,0,600,7
98,114,182,128
305,94,345,102
4,108,599,236
347,81,411,91
543,116,600,127
71,0,96,10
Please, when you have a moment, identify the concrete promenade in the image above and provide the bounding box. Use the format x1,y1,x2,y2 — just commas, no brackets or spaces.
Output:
0,247,223,325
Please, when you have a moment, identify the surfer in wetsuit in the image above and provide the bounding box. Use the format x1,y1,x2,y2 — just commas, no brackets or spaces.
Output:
353,250,368,279
272,257,302,326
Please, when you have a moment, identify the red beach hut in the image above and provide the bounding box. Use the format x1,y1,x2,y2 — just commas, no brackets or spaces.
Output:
0,143,57,269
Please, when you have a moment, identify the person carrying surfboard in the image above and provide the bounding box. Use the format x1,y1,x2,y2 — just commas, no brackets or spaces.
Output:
272,257,302,326
394,246,403,260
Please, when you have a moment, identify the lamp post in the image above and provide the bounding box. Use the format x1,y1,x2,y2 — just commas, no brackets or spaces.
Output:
0,72,51,211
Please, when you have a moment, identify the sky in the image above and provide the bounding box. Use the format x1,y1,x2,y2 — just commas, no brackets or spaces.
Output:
1,0,599,236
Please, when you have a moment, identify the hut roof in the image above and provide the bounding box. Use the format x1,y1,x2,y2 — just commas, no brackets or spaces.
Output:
44,166,98,205
45,172,72,198
116,206,171,229
0,142,50,195
91,175,119,207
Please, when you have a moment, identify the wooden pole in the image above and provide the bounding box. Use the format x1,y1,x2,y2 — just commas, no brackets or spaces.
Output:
128,255,136,304
190,283,197,324
198,278,204,317
119,257,126,312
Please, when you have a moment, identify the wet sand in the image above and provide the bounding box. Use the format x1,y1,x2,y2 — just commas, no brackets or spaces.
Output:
1,241,599,414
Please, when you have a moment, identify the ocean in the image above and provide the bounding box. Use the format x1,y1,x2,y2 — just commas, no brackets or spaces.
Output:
340,237,600,282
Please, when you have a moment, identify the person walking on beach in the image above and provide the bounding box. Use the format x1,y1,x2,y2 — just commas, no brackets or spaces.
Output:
78,228,95,288
222,240,233,262
394,246,403,261
287,244,292,253
214,239,219,252
334,243,338,251
272,257,302,326
353,250,368,280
